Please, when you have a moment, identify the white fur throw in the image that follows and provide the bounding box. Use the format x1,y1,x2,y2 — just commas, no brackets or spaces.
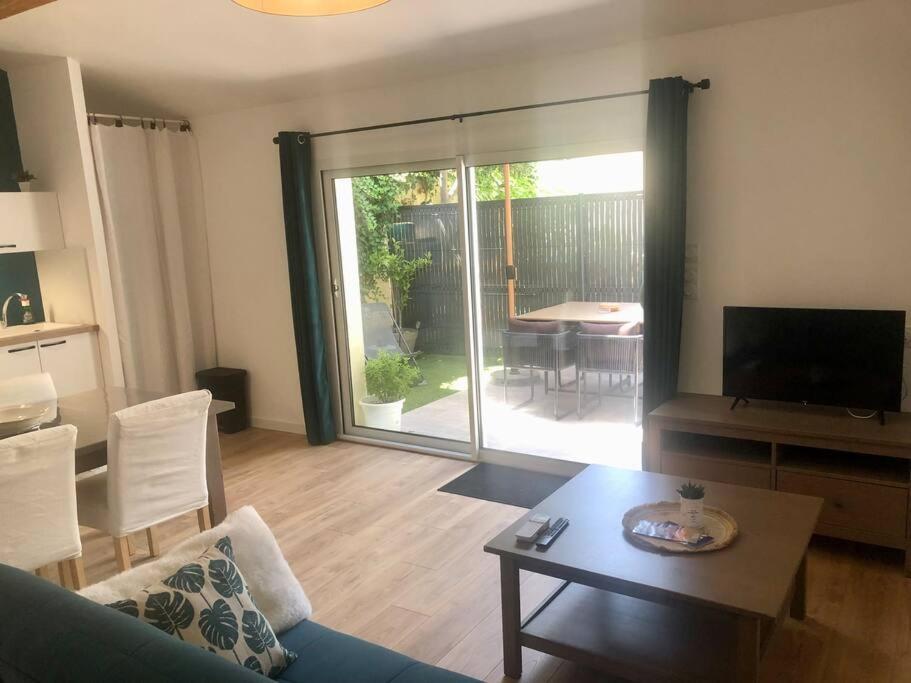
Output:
79,505,311,633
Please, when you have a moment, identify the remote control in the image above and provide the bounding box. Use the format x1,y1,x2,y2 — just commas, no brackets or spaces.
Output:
535,517,568,549
515,514,551,543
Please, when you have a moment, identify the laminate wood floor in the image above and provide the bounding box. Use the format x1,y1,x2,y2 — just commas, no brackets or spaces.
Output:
75,429,911,682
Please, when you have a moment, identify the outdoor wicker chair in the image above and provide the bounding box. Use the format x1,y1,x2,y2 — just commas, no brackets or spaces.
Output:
502,317,576,420
575,321,643,423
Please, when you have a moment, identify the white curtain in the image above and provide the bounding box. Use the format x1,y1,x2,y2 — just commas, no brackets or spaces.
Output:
90,124,217,394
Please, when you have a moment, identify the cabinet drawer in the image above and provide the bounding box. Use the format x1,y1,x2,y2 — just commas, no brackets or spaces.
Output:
0,343,42,381
661,452,771,489
777,471,907,538
37,332,101,396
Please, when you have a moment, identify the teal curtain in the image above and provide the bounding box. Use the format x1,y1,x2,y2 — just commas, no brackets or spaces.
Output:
0,69,23,191
277,132,336,444
643,77,691,416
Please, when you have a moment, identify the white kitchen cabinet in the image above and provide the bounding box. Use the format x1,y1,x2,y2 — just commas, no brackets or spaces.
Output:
0,192,65,254
0,342,42,382
35,332,102,396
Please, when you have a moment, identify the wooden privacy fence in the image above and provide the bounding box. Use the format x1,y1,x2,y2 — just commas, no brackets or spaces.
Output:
393,191,644,354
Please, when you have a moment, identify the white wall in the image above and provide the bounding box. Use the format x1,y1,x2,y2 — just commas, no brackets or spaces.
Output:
9,57,124,387
193,0,911,430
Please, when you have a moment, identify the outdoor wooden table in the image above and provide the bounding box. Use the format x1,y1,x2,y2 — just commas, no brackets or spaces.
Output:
518,301,643,325
1,387,234,526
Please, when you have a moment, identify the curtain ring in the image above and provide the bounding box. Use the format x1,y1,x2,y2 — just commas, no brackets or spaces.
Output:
297,134,306,145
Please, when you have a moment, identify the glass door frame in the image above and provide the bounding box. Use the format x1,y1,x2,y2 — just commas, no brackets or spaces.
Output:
464,144,645,474
321,157,481,458
320,140,642,474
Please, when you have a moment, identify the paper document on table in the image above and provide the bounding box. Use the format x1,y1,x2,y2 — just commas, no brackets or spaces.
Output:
631,519,714,548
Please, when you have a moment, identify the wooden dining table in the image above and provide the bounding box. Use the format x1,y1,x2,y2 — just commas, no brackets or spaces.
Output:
518,301,643,325
1,387,235,526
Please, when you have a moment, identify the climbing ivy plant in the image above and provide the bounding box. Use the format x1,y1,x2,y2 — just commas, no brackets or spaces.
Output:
352,173,432,311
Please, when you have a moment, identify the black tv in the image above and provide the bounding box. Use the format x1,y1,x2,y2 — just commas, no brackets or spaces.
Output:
722,307,906,414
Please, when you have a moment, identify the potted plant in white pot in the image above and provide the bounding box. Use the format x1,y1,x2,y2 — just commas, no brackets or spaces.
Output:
360,351,420,431
677,481,705,529
13,170,36,192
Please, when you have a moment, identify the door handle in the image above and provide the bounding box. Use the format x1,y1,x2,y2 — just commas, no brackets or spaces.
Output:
8,345,37,353
39,340,67,348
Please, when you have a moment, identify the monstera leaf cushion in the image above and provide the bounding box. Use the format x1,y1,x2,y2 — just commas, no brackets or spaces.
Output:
107,536,296,678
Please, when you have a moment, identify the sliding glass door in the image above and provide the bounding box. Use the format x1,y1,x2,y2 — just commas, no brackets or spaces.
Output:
324,161,477,454
467,153,645,468
324,151,644,469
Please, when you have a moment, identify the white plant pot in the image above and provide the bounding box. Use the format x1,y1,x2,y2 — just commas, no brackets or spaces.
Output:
360,397,405,431
17,181,31,192
680,496,705,528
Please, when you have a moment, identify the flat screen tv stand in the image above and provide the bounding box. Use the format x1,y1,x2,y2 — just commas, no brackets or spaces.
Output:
646,394,911,576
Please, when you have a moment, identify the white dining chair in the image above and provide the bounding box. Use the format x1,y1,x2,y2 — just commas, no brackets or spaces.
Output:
0,424,86,588
76,390,212,572
0,373,57,406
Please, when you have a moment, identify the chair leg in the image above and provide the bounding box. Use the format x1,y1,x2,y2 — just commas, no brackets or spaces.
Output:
530,371,535,401
35,565,53,580
544,371,549,395
503,362,508,403
553,360,559,420
197,506,212,532
67,557,87,590
57,562,72,588
577,370,583,418
146,527,160,558
127,535,136,556
114,536,132,572
598,373,603,406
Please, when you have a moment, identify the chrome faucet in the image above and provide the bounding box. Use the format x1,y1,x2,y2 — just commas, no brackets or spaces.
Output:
1,293,25,328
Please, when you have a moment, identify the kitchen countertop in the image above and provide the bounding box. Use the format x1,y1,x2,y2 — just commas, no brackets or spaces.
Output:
0,322,100,348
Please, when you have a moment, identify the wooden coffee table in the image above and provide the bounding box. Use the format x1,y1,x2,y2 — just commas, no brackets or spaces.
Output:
484,466,822,682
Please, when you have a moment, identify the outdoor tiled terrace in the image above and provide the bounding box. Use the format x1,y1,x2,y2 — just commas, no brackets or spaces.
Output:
401,363,643,468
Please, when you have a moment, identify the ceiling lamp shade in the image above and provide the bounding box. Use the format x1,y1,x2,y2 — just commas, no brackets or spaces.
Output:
232,0,390,16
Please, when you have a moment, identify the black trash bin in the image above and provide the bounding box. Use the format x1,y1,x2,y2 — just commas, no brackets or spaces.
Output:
196,367,249,433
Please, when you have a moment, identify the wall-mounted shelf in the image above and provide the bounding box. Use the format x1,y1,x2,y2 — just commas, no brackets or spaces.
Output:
0,191,64,254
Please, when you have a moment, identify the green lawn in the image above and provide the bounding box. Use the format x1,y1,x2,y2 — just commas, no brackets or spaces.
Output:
402,353,505,413
403,354,469,413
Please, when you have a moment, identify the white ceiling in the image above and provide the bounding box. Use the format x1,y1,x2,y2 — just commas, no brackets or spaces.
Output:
0,0,858,117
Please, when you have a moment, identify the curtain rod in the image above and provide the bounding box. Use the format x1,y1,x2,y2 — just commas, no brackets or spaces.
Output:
88,112,192,131
271,79,710,144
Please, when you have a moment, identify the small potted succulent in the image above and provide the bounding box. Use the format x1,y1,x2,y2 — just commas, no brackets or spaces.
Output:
360,351,420,431
677,481,705,528
13,170,36,192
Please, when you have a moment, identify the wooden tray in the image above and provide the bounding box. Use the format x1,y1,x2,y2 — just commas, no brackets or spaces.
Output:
621,501,738,553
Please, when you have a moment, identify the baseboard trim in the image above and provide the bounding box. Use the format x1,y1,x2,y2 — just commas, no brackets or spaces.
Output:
250,417,307,435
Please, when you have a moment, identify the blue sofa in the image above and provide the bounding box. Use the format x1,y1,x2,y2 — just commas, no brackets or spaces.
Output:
0,563,477,683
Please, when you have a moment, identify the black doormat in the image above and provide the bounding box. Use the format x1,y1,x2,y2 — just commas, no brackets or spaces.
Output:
439,463,572,509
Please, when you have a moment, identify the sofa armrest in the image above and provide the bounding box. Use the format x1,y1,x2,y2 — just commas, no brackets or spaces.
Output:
0,563,263,683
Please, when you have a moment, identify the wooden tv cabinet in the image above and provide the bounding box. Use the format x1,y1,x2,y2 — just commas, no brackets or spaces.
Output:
645,394,911,575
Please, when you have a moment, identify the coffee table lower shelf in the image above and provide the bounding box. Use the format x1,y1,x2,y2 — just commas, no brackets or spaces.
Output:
520,581,765,682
